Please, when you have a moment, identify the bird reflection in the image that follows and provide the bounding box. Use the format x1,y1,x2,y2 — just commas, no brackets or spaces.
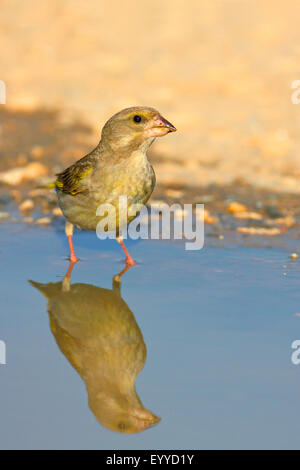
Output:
29,261,160,434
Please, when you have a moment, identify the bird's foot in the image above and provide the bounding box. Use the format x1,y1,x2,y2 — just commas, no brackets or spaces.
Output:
69,254,79,264
116,237,136,267
125,256,136,267
113,261,135,283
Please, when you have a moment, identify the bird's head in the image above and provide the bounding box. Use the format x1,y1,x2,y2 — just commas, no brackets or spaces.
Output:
89,391,161,434
100,106,176,154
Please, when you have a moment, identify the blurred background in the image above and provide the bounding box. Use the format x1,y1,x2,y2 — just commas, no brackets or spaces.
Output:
1,0,300,227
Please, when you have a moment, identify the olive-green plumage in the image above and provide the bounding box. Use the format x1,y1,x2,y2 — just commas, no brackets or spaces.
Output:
29,269,160,433
55,106,176,232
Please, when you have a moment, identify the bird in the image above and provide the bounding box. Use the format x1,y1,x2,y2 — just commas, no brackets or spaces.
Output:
29,262,161,434
54,106,176,265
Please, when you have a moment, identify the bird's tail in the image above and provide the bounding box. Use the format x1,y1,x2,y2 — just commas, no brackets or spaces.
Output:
36,182,56,190
29,280,61,299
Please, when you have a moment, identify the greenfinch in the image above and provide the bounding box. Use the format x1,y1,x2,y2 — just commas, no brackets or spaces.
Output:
30,263,160,434
55,107,176,265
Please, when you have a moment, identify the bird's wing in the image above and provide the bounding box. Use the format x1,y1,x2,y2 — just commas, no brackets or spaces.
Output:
55,155,95,195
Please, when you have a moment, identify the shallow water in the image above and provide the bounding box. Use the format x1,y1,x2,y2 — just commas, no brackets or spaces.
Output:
1,223,300,449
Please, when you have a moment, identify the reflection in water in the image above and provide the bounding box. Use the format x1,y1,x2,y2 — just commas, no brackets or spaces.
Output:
29,262,160,434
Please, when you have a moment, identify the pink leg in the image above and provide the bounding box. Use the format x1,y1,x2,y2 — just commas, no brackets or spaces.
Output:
65,221,79,263
65,258,77,279
67,235,79,263
62,258,78,292
113,263,134,283
117,237,136,266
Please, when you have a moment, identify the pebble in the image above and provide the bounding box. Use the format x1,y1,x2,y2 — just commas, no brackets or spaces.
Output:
234,211,262,220
0,162,48,185
203,209,218,224
164,189,184,199
237,227,281,235
19,199,34,212
266,216,295,227
264,205,283,219
35,216,52,225
227,202,247,214
52,207,63,216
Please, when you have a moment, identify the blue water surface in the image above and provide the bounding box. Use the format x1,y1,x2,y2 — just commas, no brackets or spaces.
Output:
1,223,300,449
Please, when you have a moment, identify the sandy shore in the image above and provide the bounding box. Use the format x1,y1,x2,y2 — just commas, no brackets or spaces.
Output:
1,1,300,241
1,0,300,194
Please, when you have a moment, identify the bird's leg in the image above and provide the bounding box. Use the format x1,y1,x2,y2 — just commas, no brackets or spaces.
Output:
62,259,77,293
113,259,135,294
65,258,77,280
116,236,136,266
65,221,79,263
113,263,134,286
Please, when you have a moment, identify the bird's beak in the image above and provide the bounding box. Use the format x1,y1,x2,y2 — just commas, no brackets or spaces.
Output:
131,408,161,432
146,114,177,137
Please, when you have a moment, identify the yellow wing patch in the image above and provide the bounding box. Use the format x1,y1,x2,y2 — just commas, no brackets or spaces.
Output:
55,161,93,195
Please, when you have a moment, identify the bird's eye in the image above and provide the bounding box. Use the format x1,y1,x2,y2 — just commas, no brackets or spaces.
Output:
133,115,142,123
